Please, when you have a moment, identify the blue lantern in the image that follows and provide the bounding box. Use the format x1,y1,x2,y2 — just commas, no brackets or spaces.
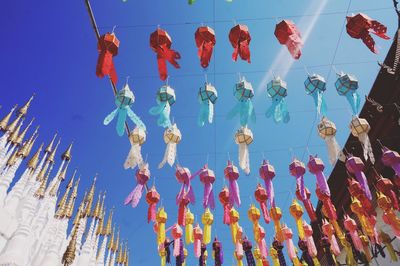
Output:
104,83,146,136
149,85,176,128
304,74,327,116
198,83,218,127
265,77,290,123
227,77,256,126
335,72,360,115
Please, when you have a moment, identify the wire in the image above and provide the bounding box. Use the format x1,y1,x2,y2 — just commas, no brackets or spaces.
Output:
97,7,393,30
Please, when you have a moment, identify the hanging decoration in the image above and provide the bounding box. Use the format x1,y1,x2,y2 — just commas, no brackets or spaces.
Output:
335,72,360,115
265,77,290,123
223,160,241,207
171,224,183,257
212,237,224,266
177,193,190,227
103,83,146,136
345,155,373,200
124,163,150,208
254,184,270,224
159,123,182,168
302,221,319,264
229,208,244,266
317,117,341,165
259,160,276,209
156,207,168,246
150,28,181,81
289,199,305,240
289,159,306,200
376,191,400,237
146,186,160,223
343,214,364,253
185,208,194,244
321,219,341,257
198,83,218,127
234,226,244,266
201,208,214,244
381,146,400,187
199,243,208,266
304,74,327,115
227,77,256,127
270,207,284,243
253,246,268,266
379,231,399,262
242,237,256,266
296,186,317,222
274,20,303,59
272,239,287,266
375,173,399,211
229,24,251,63
176,166,195,207
346,13,390,54
234,127,253,175
298,239,313,266
320,236,337,266
195,26,216,68
315,186,337,221
199,165,216,210
350,197,379,243
349,117,375,163
149,85,176,128
218,187,231,225
247,204,268,260
124,126,146,169
348,178,376,217
96,32,119,85
281,225,301,266
307,155,330,196
193,224,203,258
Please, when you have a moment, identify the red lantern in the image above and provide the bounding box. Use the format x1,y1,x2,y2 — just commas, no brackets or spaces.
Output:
146,186,160,223
195,26,216,68
177,194,190,226
96,32,119,85
254,184,270,224
274,20,303,59
218,187,231,225
229,24,251,63
346,13,390,54
150,28,181,81
348,178,376,216
295,186,317,222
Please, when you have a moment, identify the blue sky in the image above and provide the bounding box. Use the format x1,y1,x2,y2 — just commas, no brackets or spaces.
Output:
0,0,397,265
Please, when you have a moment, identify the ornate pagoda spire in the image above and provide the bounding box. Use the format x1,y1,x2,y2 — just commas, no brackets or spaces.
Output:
73,191,87,226
99,191,106,219
5,149,18,167
47,138,60,164
61,142,73,162
108,225,115,251
5,110,22,134
96,209,105,236
17,129,38,159
92,191,102,219
45,133,57,154
103,208,113,236
34,164,53,199
15,118,34,146
0,105,17,131
123,242,128,265
26,126,39,155
48,161,71,197
116,242,124,264
17,94,34,118
36,156,50,182
28,142,43,170
62,207,82,266
65,178,80,219
8,119,23,145
84,176,97,217
113,228,120,254
55,173,75,219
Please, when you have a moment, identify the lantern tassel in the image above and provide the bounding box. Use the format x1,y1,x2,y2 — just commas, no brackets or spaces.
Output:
324,135,341,165
346,91,361,115
229,178,241,207
203,182,215,210
148,203,157,223
159,142,177,168
124,183,144,208
359,132,375,164
265,98,290,123
238,143,250,175
124,143,143,169
264,177,275,208
198,100,214,127
150,101,172,128
311,90,327,116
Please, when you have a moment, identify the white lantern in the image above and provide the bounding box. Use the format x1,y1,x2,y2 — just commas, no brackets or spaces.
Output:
124,126,147,169
349,117,375,164
235,127,253,174
159,124,182,168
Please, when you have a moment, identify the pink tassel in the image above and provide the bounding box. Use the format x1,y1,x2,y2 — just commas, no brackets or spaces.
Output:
148,203,157,223
260,201,270,224
194,238,201,258
286,238,296,260
173,238,181,257
306,235,317,257
258,238,268,258
236,242,244,257
124,184,144,208
330,235,341,256
350,231,363,252
223,205,231,225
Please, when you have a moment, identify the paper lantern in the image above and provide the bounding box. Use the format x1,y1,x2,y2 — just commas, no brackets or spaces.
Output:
274,20,303,59
254,184,270,224
159,124,181,168
146,186,160,223
200,165,216,210
124,126,146,169
227,77,255,126
201,208,214,244
266,77,290,123
195,26,216,68
124,163,150,208
235,126,253,174
223,160,241,207
218,187,231,225
149,85,176,128
335,72,360,115
198,83,218,127
317,117,341,164
304,74,327,115
96,32,119,85
229,24,251,63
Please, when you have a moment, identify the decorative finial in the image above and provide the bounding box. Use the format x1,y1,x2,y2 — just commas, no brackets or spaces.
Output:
8,119,24,145
6,149,18,167
108,225,116,250
96,209,105,235
103,208,113,236
65,178,80,218
17,128,37,158
45,133,58,154
116,243,124,264
0,105,17,131
47,138,61,164
62,207,81,266
92,191,102,218
4,108,21,133
84,175,97,217
112,228,120,252
15,117,34,146
28,143,43,170
123,242,128,264
62,142,73,161
17,94,34,117
34,169,50,199
73,191,87,225
55,174,74,219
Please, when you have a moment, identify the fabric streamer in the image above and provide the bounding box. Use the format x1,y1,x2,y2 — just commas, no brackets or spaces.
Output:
96,32,119,85
229,24,251,62
176,166,196,206
322,219,341,257
289,159,306,200
198,83,218,127
185,208,194,244
149,85,176,128
377,192,400,237
379,231,398,262
376,174,399,211
227,77,256,127
320,236,337,266
171,224,183,257
344,215,364,252
201,208,214,244
348,178,376,216
234,226,244,266
349,117,375,164
289,199,305,240
218,187,231,225
199,243,207,266
159,124,181,168
156,208,168,245
282,225,301,266
346,155,373,200
317,117,341,165
223,160,241,207
193,224,203,258
266,77,290,123
307,155,330,196
242,237,256,266
270,207,284,243
272,238,287,266
124,126,146,169
298,239,314,266
103,83,146,136
212,238,224,266
302,221,318,261
124,163,150,208
346,13,390,53
254,184,270,224
150,28,181,81
234,126,253,175
247,204,268,259
315,186,337,220
304,74,327,116
259,160,276,211
199,165,216,210
195,26,216,68
335,72,360,115
350,197,379,242
381,146,400,187
295,186,317,222
274,20,303,59
177,194,190,226
146,186,160,223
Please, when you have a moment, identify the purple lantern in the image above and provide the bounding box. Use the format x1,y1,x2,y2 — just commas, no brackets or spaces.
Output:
345,156,372,200
289,159,307,200
199,165,216,210
223,160,241,207
259,160,276,208
307,155,330,196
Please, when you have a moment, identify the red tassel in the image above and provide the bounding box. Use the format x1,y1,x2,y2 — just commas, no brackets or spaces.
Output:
195,26,216,68
303,199,317,222
178,197,190,226
148,203,157,223
96,33,119,85
260,201,270,224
